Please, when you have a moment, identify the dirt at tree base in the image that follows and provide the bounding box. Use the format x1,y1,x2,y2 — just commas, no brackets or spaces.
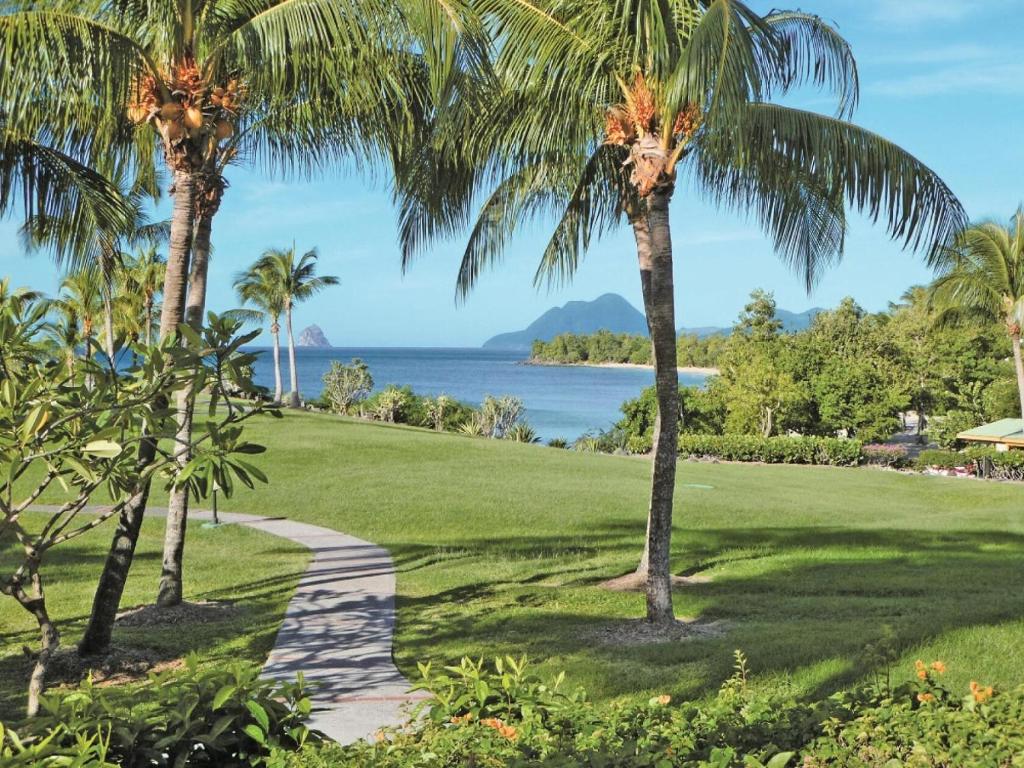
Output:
599,571,712,591
43,646,184,688
584,617,727,647
115,599,238,627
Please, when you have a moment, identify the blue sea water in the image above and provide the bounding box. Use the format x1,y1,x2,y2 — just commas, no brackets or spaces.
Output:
246,347,708,442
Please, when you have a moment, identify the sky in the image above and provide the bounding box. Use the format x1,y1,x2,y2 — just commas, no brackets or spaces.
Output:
1,0,1021,347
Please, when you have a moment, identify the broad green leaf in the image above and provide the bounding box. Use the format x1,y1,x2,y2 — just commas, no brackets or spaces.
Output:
82,440,122,458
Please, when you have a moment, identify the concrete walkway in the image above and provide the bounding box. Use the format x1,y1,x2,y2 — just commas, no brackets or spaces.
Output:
192,510,425,743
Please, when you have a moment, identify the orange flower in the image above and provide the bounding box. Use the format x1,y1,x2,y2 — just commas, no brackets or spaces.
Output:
450,713,473,725
916,692,935,703
657,695,672,705
914,660,928,680
373,730,386,742
499,724,518,741
930,661,947,674
970,681,993,703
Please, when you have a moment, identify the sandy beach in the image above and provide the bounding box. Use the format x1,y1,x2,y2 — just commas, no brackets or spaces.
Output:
526,359,719,376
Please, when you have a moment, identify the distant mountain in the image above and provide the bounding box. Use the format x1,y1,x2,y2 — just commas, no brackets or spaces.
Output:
297,324,331,348
482,293,648,351
679,307,824,338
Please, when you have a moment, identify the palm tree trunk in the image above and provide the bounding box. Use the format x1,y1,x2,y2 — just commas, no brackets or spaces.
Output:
103,295,115,361
271,321,283,403
286,302,300,408
631,213,655,579
644,187,679,625
158,205,214,608
158,170,197,339
1012,332,1024,420
79,168,196,655
144,298,153,347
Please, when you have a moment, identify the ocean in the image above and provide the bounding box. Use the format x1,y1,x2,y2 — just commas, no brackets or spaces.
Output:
246,347,709,442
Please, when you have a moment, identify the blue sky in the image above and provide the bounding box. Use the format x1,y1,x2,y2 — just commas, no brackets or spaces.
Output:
1,0,1021,346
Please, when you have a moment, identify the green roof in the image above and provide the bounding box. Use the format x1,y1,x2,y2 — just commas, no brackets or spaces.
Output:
957,418,1024,445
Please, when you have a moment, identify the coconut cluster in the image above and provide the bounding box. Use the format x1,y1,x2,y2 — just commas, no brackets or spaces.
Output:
603,74,704,197
128,60,242,162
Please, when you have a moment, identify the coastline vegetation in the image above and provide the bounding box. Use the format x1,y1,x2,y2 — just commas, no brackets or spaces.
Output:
530,329,726,370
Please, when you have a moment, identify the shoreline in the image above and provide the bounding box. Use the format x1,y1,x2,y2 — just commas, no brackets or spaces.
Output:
524,359,719,376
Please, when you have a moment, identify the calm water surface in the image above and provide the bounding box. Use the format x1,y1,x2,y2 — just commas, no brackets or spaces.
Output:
247,347,708,441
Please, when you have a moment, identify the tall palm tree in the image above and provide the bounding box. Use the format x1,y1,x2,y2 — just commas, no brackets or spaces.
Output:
250,247,339,407
121,246,167,348
399,0,965,623
930,209,1024,420
233,264,287,403
54,268,105,365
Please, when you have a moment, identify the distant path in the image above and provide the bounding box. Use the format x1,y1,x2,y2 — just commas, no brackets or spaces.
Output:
33,504,422,743
194,510,425,743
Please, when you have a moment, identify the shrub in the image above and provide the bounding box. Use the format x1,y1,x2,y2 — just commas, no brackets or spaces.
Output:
547,437,570,449
626,434,653,455
927,409,979,449
5,658,318,767
677,434,862,466
915,449,972,471
860,443,909,468
964,446,1024,481
321,358,373,414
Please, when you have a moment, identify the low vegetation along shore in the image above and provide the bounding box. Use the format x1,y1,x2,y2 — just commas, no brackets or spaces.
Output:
525,358,720,376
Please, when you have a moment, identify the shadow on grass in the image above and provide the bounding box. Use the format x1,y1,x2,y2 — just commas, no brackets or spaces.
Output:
384,525,1024,703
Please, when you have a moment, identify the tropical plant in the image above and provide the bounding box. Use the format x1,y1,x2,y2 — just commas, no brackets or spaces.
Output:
0,299,269,714
479,395,525,439
52,268,104,367
371,386,409,423
398,0,965,622
246,247,339,408
505,423,540,443
424,394,454,431
930,209,1024,419
322,359,374,414
120,246,166,348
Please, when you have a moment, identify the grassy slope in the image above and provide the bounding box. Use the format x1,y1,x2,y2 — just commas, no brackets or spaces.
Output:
0,518,309,720
207,411,1024,703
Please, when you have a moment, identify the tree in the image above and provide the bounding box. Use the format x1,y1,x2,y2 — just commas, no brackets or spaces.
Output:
399,0,965,622
248,247,339,408
929,209,1024,420
121,246,167,348
233,264,287,403
53,269,104,366
0,297,269,715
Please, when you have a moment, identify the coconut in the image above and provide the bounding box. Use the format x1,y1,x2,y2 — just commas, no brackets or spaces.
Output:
183,106,204,130
127,104,149,123
214,119,233,140
162,119,184,141
159,102,182,120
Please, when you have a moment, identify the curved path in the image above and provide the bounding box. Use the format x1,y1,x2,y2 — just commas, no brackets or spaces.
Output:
195,510,426,743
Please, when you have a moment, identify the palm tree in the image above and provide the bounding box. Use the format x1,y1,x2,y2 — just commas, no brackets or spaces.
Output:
930,209,1024,420
121,247,167,349
250,247,339,407
54,268,105,367
233,264,287,403
399,0,965,623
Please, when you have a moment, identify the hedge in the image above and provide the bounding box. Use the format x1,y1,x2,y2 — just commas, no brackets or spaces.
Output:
677,434,863,466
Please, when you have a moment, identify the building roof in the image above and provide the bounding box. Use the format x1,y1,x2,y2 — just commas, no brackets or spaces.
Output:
957,418,1024,446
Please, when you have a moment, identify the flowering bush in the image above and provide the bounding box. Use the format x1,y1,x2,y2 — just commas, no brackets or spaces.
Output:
283,656,1021,768
860,443,909,468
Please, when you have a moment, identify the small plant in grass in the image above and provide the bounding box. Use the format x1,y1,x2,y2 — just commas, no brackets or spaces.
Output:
504,423,540,443
547,437,570,449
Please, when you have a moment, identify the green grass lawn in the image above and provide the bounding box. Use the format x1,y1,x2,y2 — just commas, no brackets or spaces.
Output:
9,409,1024,712
0,517,309,720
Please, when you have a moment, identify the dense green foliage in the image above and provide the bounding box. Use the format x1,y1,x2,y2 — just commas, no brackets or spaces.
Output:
2,659,318,766
530,331,726,369
286,656,1017,768
610,289,1018,447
